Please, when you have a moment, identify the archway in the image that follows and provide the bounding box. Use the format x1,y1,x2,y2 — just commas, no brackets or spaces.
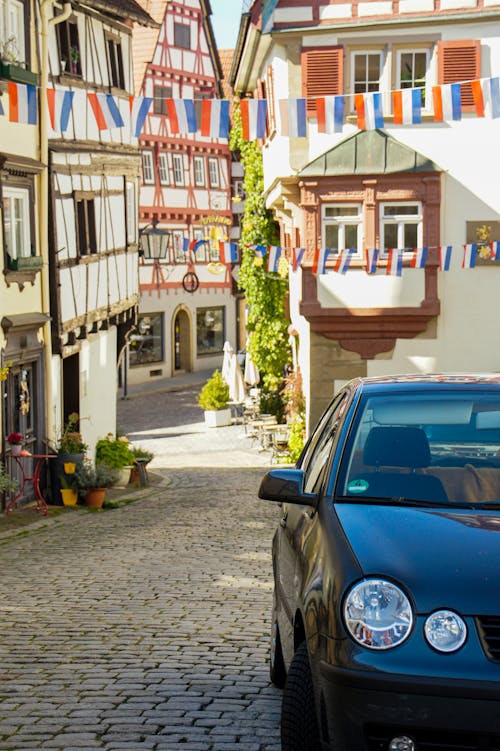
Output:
172,307,192,374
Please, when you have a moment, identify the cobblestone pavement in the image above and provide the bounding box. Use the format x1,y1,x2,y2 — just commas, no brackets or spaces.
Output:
0,386,283,750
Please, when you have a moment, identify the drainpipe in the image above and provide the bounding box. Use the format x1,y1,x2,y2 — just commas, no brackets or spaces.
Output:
39,1,72,444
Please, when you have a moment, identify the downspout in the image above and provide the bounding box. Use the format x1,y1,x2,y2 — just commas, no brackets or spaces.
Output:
39,0,72,444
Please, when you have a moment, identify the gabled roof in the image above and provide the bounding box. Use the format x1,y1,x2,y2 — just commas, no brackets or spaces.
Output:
82,0,158,27
300,129,442,177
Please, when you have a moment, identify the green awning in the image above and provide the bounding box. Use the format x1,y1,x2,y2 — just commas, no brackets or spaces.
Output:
299,129,442,177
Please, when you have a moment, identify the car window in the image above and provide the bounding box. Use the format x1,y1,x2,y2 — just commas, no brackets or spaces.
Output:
303,394,348,495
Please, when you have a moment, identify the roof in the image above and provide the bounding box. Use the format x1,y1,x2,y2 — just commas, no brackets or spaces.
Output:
218,49,234,99
83,0,158,27
355,374,500,391
300,129,442,178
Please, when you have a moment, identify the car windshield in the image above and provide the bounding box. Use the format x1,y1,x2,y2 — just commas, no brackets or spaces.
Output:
336,390,500,507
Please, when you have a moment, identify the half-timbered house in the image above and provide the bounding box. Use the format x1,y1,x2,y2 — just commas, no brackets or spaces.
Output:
231,0,500,430
46,0,156,453
131,0,235,386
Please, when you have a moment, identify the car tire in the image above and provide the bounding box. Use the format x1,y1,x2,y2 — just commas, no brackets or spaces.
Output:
270,614,287,688
281,641,321,751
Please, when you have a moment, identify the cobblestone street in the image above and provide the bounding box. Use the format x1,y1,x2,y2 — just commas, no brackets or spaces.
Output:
0,385,282,750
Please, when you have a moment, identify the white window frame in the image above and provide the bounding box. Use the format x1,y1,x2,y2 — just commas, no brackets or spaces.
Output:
396,48,432,111
172,229,185,262
172,154,184,186
351,50,383,96
142,151,154,184
0,0,25,64
321,203,363,256
194,156,205,187
126,181,136,244
3,185,30,260
379,202,423,256
158,152,170,185
208,157,220,188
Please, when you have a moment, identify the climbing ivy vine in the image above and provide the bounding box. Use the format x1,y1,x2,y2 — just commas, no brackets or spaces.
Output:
230,103,290,389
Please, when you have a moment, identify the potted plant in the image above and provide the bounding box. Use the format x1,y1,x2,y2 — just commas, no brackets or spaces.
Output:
130,445,154,487
197,370,231,427
59,475,78,507
95,434,135,487
73,461,119,509
6,431,24,456
50,413,87,505
0,461,18,497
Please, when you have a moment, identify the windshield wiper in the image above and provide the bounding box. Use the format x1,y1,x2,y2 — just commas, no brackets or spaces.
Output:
336,495,454,508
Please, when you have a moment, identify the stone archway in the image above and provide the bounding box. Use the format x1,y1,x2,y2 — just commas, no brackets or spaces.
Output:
172,307,192,374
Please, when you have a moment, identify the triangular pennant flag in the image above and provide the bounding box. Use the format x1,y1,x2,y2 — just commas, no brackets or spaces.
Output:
219,241,239,263
410,247,428,269
471,77,500,119
316,96,344,134
47,88,74,132
292,247,306,271
433,84,461,122
129,96,152,138
191,239,209,254
365,248,379,274
267,246,282,272
0,97,4,117
490,241,500,260
279,99,307,138
166,99,197,134
8,82,37,125
88,92,124,130
200,99,230,139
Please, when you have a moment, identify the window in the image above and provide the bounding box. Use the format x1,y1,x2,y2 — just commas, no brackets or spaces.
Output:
208,158,220,188
153,85,172,115
172,230,185,262
125,181,136,245
322,204,362,255
438,40,480,109
57,18,81,76
302,46,343,115
197,307,224,356
142,151,154,184
158,153,170,185
194,156,205,187
172,154,184,186
2,186,31,263
75,195,97,256
129,314,163,366
106,35,125,89
352,51,382,94
397,49,429,106
380,203,422,254
0,0,25,64
174,22,190,50
301,392,348,495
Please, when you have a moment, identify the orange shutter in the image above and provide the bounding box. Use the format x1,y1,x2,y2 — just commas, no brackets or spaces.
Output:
438,40,480,110
302,46,344,115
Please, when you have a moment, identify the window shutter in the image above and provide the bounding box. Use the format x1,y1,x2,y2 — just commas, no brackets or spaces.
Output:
302,46,344,115
438,40,480,110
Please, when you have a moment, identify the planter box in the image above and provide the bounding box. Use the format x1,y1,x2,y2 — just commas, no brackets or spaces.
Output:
204,408,232,428
0,61,39,86
7,256,43,271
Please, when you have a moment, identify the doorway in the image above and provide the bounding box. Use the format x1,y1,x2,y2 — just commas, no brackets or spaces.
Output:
63,353,80,423
173,308,192,374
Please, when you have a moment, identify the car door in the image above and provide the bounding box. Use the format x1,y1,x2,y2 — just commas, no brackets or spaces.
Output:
276,392,350,648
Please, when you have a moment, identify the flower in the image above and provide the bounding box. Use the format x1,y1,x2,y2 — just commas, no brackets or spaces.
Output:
7,432,23,445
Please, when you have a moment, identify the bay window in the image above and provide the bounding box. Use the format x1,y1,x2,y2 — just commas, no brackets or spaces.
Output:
322,204,363,255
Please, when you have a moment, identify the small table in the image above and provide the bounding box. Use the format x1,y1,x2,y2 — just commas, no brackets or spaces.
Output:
6,454,57,517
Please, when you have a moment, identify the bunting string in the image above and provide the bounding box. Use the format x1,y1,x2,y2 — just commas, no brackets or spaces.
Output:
0,76,498,137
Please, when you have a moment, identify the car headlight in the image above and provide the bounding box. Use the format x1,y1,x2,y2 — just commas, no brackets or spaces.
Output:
424,610,467,653
344,578,413,650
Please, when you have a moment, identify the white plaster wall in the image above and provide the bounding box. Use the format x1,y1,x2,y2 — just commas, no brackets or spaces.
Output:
317,269,425,309
79,328,118,456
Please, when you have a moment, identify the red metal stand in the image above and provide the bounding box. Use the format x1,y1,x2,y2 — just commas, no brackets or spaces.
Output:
5,454,57,517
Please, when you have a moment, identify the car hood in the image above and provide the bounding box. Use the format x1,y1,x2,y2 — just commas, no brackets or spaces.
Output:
335,503,500,614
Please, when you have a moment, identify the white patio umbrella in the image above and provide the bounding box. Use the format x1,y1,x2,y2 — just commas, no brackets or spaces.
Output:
221,341,234,385
227,351,246,403
244,341,260,387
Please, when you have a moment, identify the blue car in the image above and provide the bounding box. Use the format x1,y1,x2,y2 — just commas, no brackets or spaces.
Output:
259,375,500,751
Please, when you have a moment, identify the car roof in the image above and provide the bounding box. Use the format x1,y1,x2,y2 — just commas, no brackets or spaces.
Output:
347,374,500,394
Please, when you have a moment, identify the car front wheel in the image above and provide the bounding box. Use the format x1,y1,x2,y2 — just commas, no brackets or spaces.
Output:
281,640,321,751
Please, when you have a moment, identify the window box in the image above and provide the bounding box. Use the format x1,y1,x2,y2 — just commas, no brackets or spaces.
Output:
7,255,42,271
0,60,38,86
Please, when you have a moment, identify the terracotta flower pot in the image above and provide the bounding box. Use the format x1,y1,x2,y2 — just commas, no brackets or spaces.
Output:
85,488,106,509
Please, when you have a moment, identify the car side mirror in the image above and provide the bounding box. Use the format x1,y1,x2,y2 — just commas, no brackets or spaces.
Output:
258,468,318,506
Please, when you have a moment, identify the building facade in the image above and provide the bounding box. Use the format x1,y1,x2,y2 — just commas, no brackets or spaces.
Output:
231,0,500,429
130,0,236,387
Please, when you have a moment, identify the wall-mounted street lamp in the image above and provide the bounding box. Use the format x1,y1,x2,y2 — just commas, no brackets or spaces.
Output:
139,222,171,261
